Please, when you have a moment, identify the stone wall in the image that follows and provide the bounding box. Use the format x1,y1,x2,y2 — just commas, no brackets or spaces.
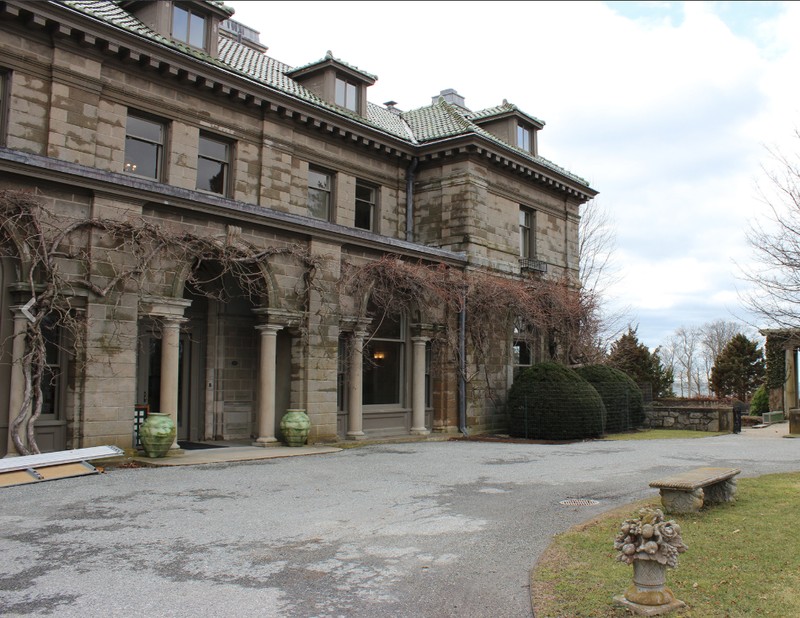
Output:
645,403,733,432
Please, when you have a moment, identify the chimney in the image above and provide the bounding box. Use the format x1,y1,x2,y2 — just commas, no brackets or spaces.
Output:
432,88,466,108
384,100,402,116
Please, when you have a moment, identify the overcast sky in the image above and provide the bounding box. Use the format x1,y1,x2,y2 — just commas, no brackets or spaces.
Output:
225,1,800,350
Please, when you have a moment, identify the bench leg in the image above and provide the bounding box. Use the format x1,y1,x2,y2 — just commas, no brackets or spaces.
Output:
704,479,737,505
660,488,704,514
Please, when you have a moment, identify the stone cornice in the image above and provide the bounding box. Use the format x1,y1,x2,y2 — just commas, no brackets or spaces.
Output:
0,147,468,267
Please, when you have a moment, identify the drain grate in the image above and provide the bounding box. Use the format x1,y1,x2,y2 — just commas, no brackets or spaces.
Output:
559,498,599,506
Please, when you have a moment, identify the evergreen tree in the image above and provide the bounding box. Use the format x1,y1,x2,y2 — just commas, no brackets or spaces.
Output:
608,327,674,398
710,334,765,400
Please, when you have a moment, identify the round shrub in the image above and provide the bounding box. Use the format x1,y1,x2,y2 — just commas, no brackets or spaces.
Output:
749,384,769,416
574,364,645,433
506,362,606,440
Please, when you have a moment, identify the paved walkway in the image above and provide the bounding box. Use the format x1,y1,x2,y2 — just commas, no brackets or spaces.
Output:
2,425,796,617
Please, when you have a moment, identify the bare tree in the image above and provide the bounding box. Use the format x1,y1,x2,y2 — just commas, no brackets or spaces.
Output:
741,131,800,327
578,199,627,362
668,326,702,397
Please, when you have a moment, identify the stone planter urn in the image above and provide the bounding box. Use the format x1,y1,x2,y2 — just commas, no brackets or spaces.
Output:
613,507,688,615
138,412,176,458
280,409,311,447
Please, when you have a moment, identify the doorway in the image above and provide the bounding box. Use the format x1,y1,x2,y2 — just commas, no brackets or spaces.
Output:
137,330,199,441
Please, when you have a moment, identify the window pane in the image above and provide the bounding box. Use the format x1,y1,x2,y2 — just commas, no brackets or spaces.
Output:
197,157,225,193
335,78,346,108
308,169,331,220
125,115,163,179
127,116,162,143
372,312,401,339
309,169,329,191
363,341,402,405
514,341,532,366
355,201,372,230
517,125,530,150
308,188,329,220
355,183,375,230
125,137,160,178
346,82,357,111
189,13,206,48
199,135,228,162
172,6,188,42
356,184,374,202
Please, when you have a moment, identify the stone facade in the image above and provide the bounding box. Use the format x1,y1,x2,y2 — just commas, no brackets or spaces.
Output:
0,1,596,456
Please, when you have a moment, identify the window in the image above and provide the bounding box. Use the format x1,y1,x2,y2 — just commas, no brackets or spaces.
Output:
355,181,376,231
124,113,165,180
172,5,206,49
308,168,332,220
519,207,536,258
40,315,63,418
363,310,404,406
335,77,358,112
513,319,534,371
0,70,7,146
197,133,230,195
517,123,531,151
424,341,432,408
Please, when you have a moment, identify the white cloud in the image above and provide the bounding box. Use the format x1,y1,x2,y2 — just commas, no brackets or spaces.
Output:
226,1,800,349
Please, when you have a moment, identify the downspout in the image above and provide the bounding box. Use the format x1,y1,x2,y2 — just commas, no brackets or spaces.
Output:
405,156,419,242
458,290,468,436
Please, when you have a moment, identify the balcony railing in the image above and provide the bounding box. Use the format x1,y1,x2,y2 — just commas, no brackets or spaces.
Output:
519,258,547,273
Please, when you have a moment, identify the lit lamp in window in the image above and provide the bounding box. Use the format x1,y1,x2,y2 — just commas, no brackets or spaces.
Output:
373,351,386,360
124,162,137,173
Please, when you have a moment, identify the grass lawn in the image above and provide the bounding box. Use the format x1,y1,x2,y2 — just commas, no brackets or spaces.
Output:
531,472,800,617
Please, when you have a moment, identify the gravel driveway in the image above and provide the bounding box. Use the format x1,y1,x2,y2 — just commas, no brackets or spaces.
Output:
2,429,797,617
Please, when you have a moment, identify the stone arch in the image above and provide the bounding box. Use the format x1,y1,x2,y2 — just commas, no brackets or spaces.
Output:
167,228,280,309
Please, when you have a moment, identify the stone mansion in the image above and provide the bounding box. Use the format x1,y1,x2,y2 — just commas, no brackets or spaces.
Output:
0,0,596,456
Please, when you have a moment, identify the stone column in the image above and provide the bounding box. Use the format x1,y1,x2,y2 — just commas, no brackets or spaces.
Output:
5,308,29,457
253,324,282,446
347,328,367,439
411,335,430,435
785,347,797,413
159,317,184,450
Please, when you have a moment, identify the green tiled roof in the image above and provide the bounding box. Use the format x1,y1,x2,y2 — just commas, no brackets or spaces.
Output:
54,0,590,187
470,101,545,127
288,50,378,82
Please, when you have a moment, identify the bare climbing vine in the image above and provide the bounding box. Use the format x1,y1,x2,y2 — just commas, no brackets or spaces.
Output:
0,190,319,455
339,254,598,404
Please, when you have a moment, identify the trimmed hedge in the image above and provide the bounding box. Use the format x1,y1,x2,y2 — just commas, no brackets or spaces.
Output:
506,362,606,440
574,365,645,433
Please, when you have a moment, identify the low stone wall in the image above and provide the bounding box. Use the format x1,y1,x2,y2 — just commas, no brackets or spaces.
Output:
644,405,733,432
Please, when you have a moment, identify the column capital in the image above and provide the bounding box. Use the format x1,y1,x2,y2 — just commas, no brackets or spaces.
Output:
252,307,303,329
255,323,283,335
411,322,440,339
340,316,371,337
139,296,191,319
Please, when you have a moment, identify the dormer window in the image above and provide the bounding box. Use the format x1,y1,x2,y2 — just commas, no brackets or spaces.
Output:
335,77,358,112
286,52,376,119
516,124,531,152
172,4,207,49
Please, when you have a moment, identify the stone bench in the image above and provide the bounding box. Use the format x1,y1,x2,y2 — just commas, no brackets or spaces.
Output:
649,467,741,514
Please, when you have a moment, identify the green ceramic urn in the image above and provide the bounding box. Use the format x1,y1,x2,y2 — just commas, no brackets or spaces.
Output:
139,412,176,457
280,409,311,447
